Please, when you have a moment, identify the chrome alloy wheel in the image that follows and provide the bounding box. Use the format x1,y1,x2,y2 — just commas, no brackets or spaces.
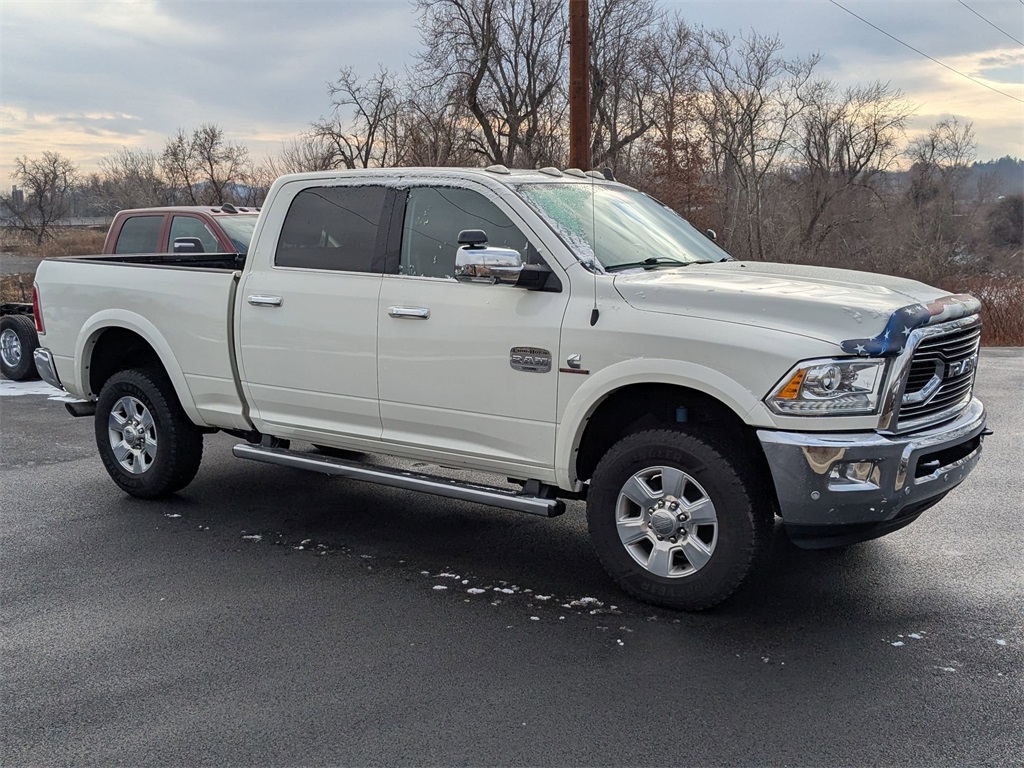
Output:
0,327,22,368
615,465,719,578
107,395,158,474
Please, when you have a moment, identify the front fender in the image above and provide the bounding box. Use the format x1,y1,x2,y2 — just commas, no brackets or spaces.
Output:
75,310,206,427
554,358,760,489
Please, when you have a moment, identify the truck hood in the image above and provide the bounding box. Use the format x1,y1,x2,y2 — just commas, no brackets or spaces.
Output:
613,261,980,355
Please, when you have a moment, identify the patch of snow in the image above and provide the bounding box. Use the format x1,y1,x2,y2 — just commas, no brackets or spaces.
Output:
436,572,460,579
937,666,957,673
432,585,448,591
494,587,515,594
164,513,181,518
996,639,1007,646
241,534,262,541
0,379,82,402
909,633,923,639
530,616,539,621
891,641,905,647
617,639,624,646
535,595,552,601
568,597,602,608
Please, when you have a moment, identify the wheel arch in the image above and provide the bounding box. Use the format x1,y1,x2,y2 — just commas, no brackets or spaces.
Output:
556,361,770,491
75,311,204,426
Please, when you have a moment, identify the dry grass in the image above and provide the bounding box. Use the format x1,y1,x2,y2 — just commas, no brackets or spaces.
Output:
0,273,34,303
0,227,107,258
941,276,1024,347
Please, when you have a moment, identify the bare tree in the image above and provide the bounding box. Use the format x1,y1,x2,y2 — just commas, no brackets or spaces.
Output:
695,28,818,259
311,66,403,168
588,0,662,169
160,123,250,205
414,0,567,167
0,152,79,244
93,147,170,213
395,78,481,166
789,80,910,257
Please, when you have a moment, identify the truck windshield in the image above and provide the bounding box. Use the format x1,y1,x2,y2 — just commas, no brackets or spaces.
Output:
218,215,258,254
514,182,729,272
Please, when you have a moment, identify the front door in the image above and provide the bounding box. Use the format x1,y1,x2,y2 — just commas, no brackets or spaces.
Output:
377,185,569,474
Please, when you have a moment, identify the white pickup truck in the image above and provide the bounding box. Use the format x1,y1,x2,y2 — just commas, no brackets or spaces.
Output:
32,167,988,610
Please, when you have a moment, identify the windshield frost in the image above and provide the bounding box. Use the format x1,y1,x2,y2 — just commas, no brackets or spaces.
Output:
515,183,729,271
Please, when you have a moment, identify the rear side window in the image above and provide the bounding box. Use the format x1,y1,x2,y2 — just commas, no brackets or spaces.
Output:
169,216,220,253
275,186,388,272
114,215,163,254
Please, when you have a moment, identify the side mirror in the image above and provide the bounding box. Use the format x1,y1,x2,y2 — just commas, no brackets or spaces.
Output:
173,236,204,254
455,246,524,285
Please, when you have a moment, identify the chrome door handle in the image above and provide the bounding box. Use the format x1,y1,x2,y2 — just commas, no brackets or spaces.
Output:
388,306,430,320
247,295,283,307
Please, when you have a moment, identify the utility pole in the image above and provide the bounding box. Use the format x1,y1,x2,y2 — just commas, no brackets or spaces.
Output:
568,0,590,170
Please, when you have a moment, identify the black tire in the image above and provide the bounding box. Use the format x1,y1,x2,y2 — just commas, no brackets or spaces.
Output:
95,369,204,498
587,428,771,611
0,314,40,381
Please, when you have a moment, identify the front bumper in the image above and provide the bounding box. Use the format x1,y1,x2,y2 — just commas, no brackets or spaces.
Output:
758,398,987,548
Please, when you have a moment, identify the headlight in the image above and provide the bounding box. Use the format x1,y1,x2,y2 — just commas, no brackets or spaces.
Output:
767,358,888,416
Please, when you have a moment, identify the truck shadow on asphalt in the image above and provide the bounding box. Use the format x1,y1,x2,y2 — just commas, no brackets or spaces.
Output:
136,449,955,634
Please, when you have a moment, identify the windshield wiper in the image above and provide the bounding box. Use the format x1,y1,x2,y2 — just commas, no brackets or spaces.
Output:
606,257,711,272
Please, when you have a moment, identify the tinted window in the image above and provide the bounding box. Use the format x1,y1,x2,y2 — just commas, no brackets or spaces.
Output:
400,187,534,279
114,215,163,254
276,186,388,272
169,216,219,253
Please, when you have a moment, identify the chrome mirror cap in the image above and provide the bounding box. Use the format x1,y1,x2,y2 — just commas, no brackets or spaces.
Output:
455,246,524,285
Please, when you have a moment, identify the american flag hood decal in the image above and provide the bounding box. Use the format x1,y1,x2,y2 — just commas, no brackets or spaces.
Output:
840,294,981,357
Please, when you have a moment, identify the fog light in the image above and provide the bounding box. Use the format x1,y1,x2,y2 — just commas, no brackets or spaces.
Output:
829,461,881,488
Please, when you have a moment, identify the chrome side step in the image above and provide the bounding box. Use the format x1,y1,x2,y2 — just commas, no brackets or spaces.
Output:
232,443,565,518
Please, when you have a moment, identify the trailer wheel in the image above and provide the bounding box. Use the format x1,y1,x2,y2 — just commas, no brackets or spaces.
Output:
95,369,204,498
0,314,40,381
587,428,771,611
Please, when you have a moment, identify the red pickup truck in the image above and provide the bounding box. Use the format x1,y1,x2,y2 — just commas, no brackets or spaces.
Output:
102,204,259,257
1,205,259,381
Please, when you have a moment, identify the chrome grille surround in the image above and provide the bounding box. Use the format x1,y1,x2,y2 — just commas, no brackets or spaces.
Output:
878,314,982,434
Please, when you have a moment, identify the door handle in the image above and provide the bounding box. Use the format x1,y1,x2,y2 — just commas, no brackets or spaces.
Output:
388,306,430,320
248,295,283,307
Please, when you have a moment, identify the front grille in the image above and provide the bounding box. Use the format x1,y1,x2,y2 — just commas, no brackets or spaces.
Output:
897,323,981,430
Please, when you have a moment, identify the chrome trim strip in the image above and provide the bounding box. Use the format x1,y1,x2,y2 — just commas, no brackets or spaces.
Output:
33,348,64,391
232,444,565,517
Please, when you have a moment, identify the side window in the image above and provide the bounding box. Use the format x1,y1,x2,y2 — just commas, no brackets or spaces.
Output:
114,216,163,254
169,216,220,253
400,187,535,278
275,185,388,272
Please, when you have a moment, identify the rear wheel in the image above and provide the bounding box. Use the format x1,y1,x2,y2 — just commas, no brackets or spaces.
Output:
95,369,203,498
587,428,770,611
0,315,40,381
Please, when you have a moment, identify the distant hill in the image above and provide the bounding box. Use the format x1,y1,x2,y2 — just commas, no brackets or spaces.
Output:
966,157,1024,200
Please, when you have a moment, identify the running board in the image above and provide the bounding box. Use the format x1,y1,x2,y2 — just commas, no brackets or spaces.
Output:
232,443,565,518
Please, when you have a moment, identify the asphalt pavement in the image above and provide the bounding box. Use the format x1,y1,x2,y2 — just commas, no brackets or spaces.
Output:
1,350,1021,766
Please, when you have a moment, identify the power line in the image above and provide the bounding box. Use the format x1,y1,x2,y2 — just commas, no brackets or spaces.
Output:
827,0,1024,104
957,0,1024,47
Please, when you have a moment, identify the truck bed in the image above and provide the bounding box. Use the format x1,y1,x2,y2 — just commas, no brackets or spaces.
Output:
34,255,249,431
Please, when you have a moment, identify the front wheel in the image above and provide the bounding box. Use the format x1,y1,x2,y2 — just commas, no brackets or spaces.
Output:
587,429,770,611
95,369,204,498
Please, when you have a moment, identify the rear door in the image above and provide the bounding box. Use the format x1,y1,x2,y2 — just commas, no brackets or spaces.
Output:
237,181,394,444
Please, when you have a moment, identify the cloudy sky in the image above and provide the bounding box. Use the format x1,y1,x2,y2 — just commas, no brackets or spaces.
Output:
1,0,1022,192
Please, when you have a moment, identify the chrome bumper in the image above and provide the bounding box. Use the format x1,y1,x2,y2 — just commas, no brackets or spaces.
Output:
33,347,64,391
757,399,987,548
